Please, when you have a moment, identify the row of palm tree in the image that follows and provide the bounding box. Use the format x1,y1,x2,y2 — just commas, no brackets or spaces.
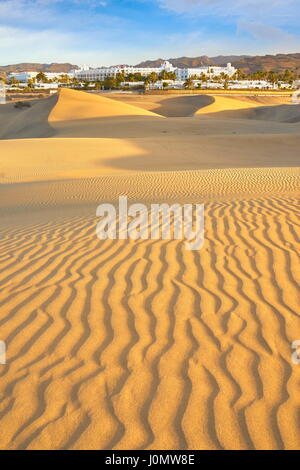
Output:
3,67,299,90
232,68,298,84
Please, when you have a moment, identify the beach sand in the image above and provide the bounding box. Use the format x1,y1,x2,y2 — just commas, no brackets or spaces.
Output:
0,89,299,449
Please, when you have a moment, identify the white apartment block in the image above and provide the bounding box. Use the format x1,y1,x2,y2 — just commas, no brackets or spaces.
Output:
228,80,275,89
34,83,59,89
120,81,145,87
149,80,183,89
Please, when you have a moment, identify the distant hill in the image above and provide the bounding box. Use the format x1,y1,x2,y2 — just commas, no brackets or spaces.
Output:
1,53,300,80
136,53,300,73
0,63,78,79
231,54,300,73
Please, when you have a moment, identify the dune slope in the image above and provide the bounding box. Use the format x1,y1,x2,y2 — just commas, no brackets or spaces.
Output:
0,136,300,185
0,96,57,140
109,94,215,117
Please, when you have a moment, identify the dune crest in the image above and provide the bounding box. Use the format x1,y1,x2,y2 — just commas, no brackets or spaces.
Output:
195,95,269,115
195,95,300,122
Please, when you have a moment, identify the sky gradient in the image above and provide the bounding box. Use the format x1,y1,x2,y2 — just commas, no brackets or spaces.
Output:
0,0,299,66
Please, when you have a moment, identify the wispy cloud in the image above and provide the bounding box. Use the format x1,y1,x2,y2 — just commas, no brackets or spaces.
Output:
154,0,300,55
0,0,113,27
238,21,294,42
0,0,129,65
156,0,300,31
237,21,299,51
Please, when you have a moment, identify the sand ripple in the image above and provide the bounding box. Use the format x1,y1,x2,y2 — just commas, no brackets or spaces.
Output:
0,195,300,449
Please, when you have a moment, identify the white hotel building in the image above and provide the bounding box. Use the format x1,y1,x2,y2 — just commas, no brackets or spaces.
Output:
7,61,236,84
72,61,176,81
7,71,73,82
72,61,236,81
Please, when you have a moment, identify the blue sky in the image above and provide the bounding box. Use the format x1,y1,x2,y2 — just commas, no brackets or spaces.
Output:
0,0,299,66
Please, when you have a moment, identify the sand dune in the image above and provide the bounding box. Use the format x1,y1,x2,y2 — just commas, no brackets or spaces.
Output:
114,93,291,115
49,88,162,122
48,89,165,138
0,88,300,450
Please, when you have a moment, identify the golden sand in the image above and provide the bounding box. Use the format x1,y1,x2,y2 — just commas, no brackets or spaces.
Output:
0,89,299,449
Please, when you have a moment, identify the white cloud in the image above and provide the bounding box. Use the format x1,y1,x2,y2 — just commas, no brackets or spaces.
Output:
0,0,112,26
155,0,300,53
237,21,299,51
0,26,75,58
0,0,129,65
238,21,293,42
0,24,147,66
0,25,103,65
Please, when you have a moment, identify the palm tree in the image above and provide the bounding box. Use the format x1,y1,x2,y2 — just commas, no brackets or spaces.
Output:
27,78,35,88
184,77,194,89
116,72,125,85
149,72,158,84
9,76,20,86
59,74,71,85
36,71,48,83
71,77,80,88
103,77,116,89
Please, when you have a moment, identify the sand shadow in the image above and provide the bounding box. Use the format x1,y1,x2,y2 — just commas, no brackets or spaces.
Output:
97,93,215,117
49,114,212,138
0,95,58,140
149,95,215,117
198,103,300,123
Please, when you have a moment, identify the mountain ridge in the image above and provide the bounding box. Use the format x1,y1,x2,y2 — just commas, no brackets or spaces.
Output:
136,53,300,73
1,53,300,79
